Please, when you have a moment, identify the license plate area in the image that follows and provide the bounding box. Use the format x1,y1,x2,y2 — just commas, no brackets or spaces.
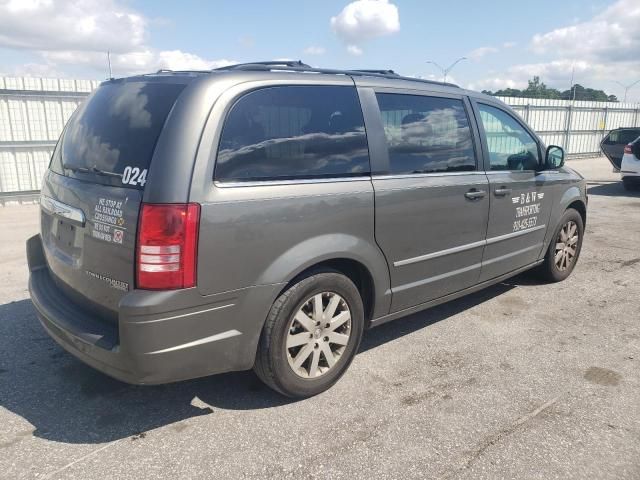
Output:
55,219,77,248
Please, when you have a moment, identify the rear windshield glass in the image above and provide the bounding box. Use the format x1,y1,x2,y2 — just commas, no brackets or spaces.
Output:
55,81,185,189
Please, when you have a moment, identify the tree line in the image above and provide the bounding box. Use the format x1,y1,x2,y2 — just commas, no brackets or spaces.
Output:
482,76,618,102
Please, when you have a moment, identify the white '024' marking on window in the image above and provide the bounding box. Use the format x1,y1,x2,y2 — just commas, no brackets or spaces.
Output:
122,166,147,187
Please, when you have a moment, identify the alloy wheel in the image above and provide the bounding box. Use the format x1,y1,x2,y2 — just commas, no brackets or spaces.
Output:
285,292,352,379
554,220,579,271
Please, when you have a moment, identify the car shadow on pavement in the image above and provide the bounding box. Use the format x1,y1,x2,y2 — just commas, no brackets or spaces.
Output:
0,278,520,445
588,181,640,197
359,281,515,353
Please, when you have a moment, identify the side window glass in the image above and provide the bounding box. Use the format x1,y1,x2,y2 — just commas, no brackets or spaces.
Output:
477,104,540,171
215,86,369,182
375,93,476,174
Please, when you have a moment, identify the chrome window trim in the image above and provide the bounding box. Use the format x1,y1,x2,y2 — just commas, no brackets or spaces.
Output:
373,171,486,180
394,224,546,267
214,175,372,188
484,170,537,175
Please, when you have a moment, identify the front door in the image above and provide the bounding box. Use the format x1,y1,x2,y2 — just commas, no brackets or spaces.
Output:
473,102,554,281
369,91,490,312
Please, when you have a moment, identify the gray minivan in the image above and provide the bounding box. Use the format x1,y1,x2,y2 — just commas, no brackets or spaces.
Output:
27,61,588,397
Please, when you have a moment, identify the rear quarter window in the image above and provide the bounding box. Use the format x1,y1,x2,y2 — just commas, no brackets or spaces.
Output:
214,85,370,182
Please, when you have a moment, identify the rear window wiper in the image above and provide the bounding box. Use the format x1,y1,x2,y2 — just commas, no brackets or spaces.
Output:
63,163,122,178
62,163,90,173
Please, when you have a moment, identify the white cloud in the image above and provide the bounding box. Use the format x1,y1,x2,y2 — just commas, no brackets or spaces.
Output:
469,1,640,101
502,41,516,48
153,51,235,71
468,46,498,61
41,49,235,76
304,46,326,55
531,0,640,63
0,0,233,77
507,59,608,84
467,77,523,92
409,73,459,85
331,0,399,54
12,62,64,78
468,58,640,98
0,0,146,53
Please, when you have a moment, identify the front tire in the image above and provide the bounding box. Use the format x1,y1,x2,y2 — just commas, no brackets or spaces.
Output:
540,208,584,282
254,271,364,398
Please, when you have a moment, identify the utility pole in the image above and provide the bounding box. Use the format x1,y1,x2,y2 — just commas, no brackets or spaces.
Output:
107,51,113,79
426,57,467,84
614,79,640,103
569,63,576,102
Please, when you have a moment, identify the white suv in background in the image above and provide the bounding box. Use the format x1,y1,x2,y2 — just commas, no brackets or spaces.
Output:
621,138,640,191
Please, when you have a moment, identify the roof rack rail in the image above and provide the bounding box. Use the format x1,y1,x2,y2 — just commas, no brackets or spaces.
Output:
216,60,312,71
213,61,458,87
351,69,398,76
144,69,210,76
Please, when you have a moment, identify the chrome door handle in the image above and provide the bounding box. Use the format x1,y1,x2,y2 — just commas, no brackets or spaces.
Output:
464,189,486,200
494,187,512,196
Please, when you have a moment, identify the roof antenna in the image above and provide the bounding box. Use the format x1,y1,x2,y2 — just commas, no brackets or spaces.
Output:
107,51,113,80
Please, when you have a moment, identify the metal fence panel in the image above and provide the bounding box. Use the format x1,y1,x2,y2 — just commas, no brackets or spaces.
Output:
0,76,90,198
497,96,640,157
1,76,639,197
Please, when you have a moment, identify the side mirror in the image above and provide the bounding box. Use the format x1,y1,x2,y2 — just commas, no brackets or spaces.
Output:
546,145,565,169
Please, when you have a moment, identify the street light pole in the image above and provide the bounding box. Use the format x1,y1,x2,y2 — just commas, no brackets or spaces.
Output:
426,57,467,84
614,79,640,103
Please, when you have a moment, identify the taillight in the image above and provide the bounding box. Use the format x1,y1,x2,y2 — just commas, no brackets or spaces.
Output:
136,203,200,290
624,144,632,154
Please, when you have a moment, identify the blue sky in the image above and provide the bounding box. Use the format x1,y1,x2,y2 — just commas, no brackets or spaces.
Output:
0,0,638,101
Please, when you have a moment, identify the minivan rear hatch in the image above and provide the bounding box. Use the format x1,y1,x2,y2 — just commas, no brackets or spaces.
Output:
40,79,187,323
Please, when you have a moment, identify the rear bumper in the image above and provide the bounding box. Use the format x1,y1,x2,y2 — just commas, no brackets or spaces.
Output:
621,155,640,178
27,234,283,385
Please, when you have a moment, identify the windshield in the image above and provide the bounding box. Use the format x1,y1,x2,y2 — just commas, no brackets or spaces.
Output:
58,81,186,189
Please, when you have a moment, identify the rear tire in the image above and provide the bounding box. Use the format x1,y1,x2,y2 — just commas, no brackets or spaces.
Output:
254,271,364,398
540,208,584,282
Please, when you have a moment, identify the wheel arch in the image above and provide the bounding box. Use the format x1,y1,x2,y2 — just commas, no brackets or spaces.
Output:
541,186,586,257
256,233,391,322
284,258,377,324
567,199,587,227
